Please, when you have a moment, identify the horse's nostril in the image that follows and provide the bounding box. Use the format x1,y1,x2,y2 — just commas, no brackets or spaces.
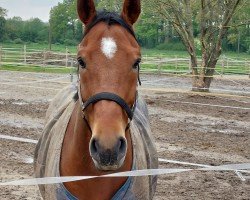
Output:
118,137,127,154
90,138,98,154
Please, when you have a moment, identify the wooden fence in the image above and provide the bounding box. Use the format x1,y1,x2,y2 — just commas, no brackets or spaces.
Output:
0,45,249,77
0,45,77,69
142,55,250,76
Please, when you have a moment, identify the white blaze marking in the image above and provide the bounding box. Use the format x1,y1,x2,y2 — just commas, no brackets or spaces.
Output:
101,37,117,59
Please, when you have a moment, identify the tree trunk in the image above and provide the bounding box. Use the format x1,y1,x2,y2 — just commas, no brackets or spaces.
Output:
192,62,216,92
192,76,213,92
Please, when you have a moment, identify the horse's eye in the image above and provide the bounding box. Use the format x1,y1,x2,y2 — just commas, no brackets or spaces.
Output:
77,57,86,69
133,59,141,70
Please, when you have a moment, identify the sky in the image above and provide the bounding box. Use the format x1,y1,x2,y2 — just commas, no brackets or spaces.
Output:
0,0,63,22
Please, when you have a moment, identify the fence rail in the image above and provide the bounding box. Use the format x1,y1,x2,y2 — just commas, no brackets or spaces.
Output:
0,45,77,69
143,55,250,76
0,45,249,77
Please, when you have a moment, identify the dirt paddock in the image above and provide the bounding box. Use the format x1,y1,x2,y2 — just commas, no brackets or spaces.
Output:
0,71,249,199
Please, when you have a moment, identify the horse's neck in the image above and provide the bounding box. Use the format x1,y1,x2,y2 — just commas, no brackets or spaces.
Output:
60,101,97,173
60,101,133,199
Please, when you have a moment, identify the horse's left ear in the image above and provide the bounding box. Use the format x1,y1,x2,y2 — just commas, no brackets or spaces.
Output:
121,0,141,25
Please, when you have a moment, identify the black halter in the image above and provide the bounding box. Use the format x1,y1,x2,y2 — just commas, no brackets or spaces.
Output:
77,82,138,133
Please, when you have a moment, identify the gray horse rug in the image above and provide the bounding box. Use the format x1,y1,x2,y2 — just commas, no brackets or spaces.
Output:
34,84,158,200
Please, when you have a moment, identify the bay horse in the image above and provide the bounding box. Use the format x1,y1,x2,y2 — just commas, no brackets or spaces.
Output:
34,0,158,199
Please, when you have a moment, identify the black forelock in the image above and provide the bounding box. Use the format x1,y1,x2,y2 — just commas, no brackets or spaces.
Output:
83,10,137,40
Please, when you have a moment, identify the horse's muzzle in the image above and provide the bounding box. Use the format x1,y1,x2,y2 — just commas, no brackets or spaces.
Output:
89,137,127,171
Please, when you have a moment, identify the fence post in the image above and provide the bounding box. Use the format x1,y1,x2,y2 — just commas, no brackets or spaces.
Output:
0,46,2,67
157,64,161,75
221,55,225,77
23,45,27,65
248,61,250,78
70,59,74,82
65,47,68,68
244,59,248,76
189,58,192,72
43,49,46,67
175,55,178,73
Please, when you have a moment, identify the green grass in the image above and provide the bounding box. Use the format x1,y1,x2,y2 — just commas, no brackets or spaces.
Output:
141,63,249,75
1,43,78,54
142,49,189,58
0,65,75,74
221,51,250,60
142,48,250,60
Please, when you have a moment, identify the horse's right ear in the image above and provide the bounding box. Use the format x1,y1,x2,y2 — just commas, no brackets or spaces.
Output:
77,0,96,25
121,0,141,25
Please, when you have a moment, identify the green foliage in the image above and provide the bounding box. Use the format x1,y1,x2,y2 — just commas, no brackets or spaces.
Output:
0,17,5,41
225,1,250,53
135,13,159,48
0,7,7,17
155,42,186,51
22,18,48,43
4,17,23,40
50,0,81,44
3,17,48,43
0,7,7,41
13,38,23,44
95,0,122,11
64,39,77,46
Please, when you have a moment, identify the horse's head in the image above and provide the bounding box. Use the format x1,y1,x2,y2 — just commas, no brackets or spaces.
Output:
77,0,141,171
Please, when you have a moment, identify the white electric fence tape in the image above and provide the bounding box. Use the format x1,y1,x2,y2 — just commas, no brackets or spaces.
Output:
0,165,249,186
163,100,250,110
0,134,38,144
0,76,69,86
159,158,211,168
0,135,249,186
159,158,249,181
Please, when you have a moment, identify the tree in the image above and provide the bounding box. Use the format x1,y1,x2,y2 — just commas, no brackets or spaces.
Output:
21,18,48,43
146,0,245,92
50,0,81,44
136,12,160,48
95,0,122,11
4,17,23,41
226,2,250,53
0,7,7,41
0,7,7,17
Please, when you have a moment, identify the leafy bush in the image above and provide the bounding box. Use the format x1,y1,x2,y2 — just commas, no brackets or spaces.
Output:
64,39,77,46
2,38,14,44
13,38,23,44
156,42,186,51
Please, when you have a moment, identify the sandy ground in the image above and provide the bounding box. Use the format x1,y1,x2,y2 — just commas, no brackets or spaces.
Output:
0,71,250,199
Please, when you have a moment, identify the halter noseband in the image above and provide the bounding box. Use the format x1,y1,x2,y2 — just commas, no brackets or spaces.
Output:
77,82,138,133
82,92,137,120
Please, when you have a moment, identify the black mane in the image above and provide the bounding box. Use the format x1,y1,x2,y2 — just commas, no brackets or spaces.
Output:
84,10,137,39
